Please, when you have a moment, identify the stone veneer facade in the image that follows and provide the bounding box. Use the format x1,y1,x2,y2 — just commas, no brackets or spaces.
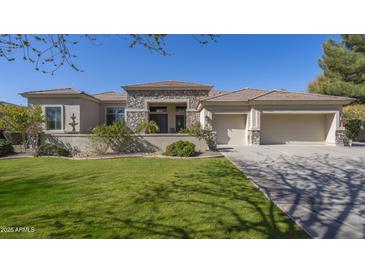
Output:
125,89,209,132
335,129,345,145
247,130,261,145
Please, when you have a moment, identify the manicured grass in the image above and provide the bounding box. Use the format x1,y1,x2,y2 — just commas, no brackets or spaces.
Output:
0,157,307,238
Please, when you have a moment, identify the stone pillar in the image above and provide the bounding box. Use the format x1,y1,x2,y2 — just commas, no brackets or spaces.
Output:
126,111,148,132
335,129,345,145
186,111,199,127
247,130,260,145
207,131,217,151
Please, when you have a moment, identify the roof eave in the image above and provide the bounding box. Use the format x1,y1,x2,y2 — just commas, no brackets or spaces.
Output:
123,86,213,92
20,92,101,103
249,99,354,105
99,100,127,104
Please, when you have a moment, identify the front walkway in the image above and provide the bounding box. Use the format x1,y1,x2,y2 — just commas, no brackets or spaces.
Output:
220,144,365,238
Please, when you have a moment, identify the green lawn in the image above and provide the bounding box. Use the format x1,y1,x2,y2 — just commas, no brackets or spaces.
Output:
0,157,307,238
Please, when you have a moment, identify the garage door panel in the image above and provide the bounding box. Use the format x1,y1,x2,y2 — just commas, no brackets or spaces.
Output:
213,114,246,145
261,114,326,144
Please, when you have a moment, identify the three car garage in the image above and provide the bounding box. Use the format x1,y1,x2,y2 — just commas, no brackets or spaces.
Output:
212,112,336,146
202,88,350,146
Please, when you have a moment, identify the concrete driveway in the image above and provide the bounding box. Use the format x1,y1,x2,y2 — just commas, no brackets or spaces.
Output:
220,144,365,239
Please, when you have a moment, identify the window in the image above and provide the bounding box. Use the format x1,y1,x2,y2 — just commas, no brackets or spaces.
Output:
45,107,62,130
149,106,167,113
106,107,125,125
176,106,186,113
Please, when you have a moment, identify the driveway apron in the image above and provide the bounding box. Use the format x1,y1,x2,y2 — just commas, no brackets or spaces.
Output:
221,144,365,239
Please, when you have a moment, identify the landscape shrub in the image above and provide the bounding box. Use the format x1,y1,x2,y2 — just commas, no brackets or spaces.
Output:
0,139,14,156
91,122,132,152
135,120,160,134
3,131,24,145
165,140,196,157
35,143,71,157
180,122,216,150
89,136,109,155
345,119,362,141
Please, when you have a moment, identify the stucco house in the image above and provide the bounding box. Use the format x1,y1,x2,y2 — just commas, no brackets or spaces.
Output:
20,80,353,147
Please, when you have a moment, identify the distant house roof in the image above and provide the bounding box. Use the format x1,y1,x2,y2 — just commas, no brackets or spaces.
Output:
123,80,213,91
202,88,354,103
0,101,22,107
92,91,127,102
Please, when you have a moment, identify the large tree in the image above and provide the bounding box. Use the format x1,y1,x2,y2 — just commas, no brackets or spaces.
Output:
0,34,217,75
0,103,44,150
309,34,365,102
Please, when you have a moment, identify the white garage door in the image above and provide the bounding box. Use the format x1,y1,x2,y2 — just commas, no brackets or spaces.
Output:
213,114,246,145
261,114,326,144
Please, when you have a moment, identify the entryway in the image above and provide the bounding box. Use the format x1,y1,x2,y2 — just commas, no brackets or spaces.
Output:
150,113,168,133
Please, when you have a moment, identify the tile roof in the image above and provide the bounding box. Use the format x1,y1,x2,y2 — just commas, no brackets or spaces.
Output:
202,88,353,102
202,88,271,101
123,80,213,90
208,89,224,97
92,91,127,101
20,88,82,95
253,90,353,101
20,87,101,102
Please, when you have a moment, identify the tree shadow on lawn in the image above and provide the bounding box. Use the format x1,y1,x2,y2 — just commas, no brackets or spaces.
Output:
126,160,307,239
0,159,307,239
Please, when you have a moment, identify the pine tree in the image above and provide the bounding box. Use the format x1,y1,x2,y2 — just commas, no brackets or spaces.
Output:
309,35,365,102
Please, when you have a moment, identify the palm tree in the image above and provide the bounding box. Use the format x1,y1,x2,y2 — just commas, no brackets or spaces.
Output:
135,120,160,134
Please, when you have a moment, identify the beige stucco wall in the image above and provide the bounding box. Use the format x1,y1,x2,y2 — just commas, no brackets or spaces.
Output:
43,133,208,152
80,98,100,133
167,105,176,130
261,114,327,144
325,113,336,144
28,97,102,133
28,97,81,133
201,105,249,130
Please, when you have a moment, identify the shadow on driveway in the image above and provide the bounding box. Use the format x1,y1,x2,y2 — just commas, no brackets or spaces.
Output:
221,145,365,238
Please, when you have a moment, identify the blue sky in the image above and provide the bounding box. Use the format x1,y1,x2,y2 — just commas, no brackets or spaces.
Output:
0,34,338,105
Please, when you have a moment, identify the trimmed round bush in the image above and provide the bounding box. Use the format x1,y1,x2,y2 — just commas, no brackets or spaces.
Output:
165,141,196,157
36,143,71,157
0,139,14,156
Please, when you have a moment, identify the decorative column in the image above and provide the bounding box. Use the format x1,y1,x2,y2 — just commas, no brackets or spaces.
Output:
335,130,345,145
126,111,148,132
186,111,199,128
247,130,261,145
247,108,261,145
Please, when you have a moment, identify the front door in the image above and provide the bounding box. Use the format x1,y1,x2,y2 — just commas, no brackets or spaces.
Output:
150,114,168,133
